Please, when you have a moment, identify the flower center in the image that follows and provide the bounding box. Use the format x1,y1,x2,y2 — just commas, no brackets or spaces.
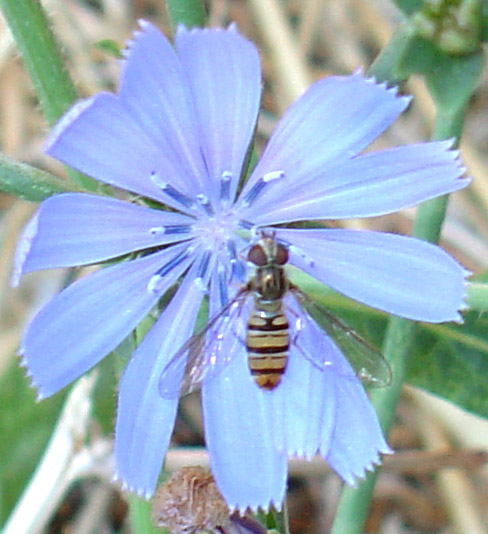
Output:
195,211,237,250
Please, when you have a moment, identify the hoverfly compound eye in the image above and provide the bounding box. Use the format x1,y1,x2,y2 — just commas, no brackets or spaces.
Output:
248,243,268,266
275,244,289,265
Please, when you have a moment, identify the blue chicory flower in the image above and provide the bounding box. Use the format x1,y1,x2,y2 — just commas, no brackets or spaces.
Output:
14,22,469,511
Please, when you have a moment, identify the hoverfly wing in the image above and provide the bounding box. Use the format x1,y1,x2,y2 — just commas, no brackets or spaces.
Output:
159,289,250,399
159,330,212,399
290,287,392,388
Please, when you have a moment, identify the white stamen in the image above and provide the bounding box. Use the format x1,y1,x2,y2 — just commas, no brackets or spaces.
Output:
196,194,214,215
194,277,207,291
242,171,285,207
263,170,285,182
220,171,232,203
149,226,166,235
150,173,195,209
149,224,192,236
147,274,163,294
289,244,315,268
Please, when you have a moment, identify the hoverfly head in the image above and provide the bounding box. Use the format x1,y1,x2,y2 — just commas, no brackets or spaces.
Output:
248,234,289,267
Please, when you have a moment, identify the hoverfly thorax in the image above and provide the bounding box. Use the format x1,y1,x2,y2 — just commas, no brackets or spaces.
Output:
247,237,289,301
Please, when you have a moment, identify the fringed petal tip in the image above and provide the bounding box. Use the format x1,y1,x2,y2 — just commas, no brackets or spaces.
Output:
136,18,153,31
133,17,243,46
121,38,137,60
454,305,469,324
380,442,394,456
229,498,283,516
433,259,472,324
422,139,471,184
19,354,31,374
11,211,40,287
122,19,160,60
350,68,412,106
112,471,154,499
24,369,48,402
44,97,99,154
433,138,471,172
341,454,386,487
18,358,45,401
288,448,317,462
422,139,469,178
111,471,131,493
452,271,474,323
175,22,240,37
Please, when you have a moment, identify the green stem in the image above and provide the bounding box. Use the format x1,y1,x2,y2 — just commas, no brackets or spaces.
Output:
0,152,72,201
0,0,97,191
367,23,414,83
331,56,469,534
331,317,415,532
258,504,290,534
467,284,488,312
413,108,465,243
270,505,290,534
165,0,207,32
0,0,76,125
128,494,168,534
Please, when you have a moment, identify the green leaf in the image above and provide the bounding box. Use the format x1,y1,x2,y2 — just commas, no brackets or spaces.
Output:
424,50,483,115
392,0,424,16
481,1,488,41
0,360,66,525
407,310,488,418
0,152,72,201
396,34,483,131
95,39,123,59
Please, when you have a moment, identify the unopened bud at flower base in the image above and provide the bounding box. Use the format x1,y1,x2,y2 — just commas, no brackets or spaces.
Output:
151,466,267,534
151,466,230,533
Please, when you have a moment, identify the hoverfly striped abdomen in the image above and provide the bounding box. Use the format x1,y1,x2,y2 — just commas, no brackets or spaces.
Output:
246,300,289,389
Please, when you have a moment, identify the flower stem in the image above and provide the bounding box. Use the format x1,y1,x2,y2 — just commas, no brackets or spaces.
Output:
0,0,76,125
257,504,290,534
331,58,468,534
0,152,72,201
128,494,167,534
413,108,465,243
165,0,207,32
330,316,415,532
0,0,97,192
467,284,488,312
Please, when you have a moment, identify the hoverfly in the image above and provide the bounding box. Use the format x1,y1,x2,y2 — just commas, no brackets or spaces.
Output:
159,235,392,398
